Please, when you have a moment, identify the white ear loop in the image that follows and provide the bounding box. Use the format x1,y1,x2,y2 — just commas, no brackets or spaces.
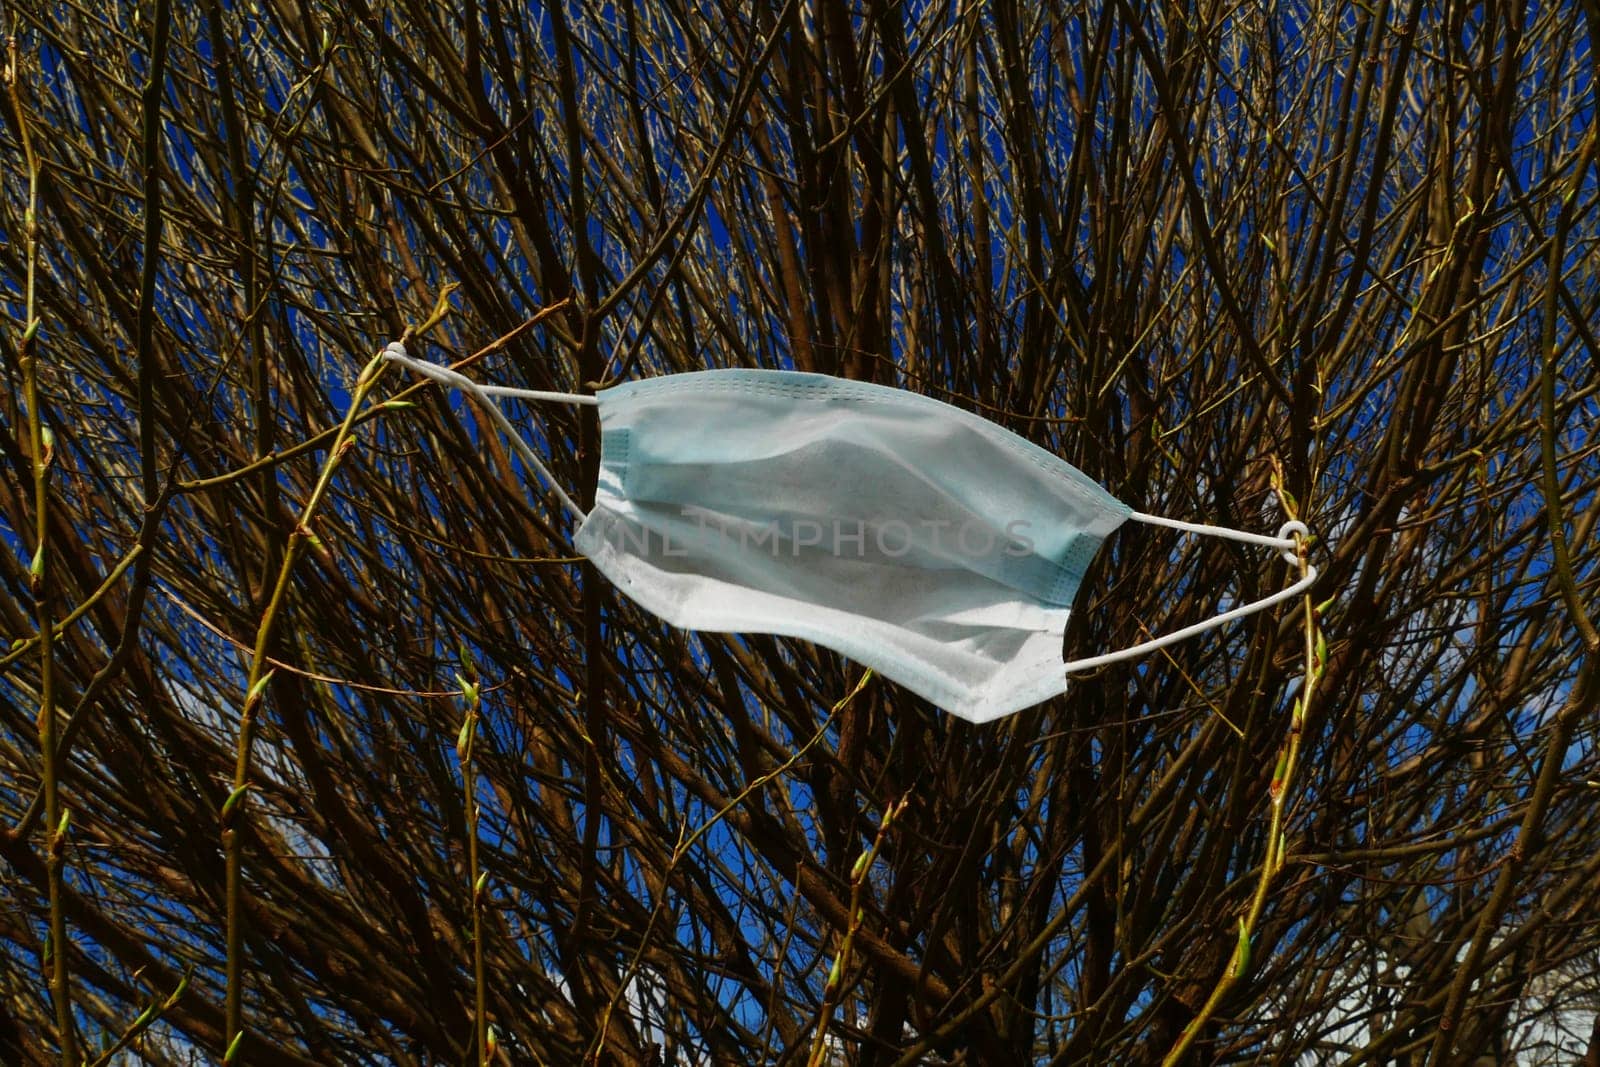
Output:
1060,516,1317,675
382,343,591,522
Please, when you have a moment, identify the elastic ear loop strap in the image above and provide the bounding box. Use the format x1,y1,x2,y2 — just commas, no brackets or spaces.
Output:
1060,513,1317,675
381,343,592,523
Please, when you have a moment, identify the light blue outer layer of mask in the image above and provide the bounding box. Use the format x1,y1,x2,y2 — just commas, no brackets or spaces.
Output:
573,369,1131,723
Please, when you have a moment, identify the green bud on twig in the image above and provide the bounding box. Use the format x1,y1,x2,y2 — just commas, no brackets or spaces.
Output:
354,349,387,391
221,783,252,828
28,544,44,596
850,851,870,882
244,671,275,712
409,280,461,339
882,796,908,829
224,1029,246,1063
1227,919,1252,980
1269,749,1289,800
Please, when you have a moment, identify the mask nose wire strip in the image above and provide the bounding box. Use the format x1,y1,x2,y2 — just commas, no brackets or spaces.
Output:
1061,519,1317,676
381,343,589,523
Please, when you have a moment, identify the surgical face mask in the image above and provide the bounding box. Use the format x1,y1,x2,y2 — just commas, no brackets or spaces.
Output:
384,345,1316,724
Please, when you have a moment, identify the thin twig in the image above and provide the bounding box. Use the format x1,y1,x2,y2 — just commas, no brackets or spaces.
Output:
7,33,75,1065
1161,473,1320,1067
220,313,449,1059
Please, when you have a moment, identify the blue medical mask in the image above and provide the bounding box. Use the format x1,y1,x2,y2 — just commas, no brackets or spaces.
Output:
385,346,1316,723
